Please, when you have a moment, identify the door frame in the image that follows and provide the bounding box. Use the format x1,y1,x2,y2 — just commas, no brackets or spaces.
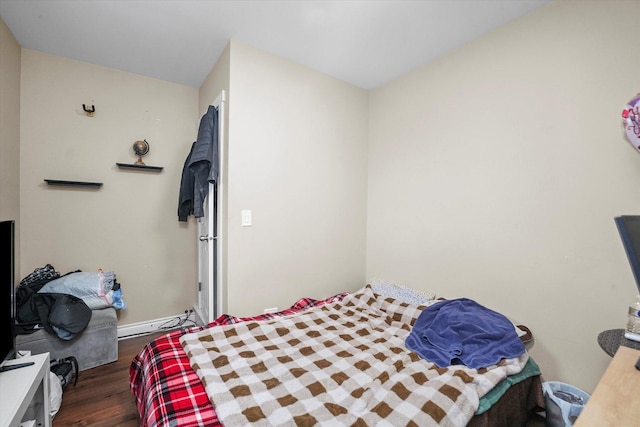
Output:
194,90,226,325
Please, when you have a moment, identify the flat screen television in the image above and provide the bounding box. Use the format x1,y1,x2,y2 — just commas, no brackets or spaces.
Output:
614,215,640,295
0,220,16,369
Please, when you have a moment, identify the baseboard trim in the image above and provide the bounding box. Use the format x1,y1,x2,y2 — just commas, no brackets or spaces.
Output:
117,313,189,340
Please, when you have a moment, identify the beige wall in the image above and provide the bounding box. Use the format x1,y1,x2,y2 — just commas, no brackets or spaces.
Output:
19,50,199,325
224,41,368,316
17,41,369,325
0,15,21,271
367,0,640,392
199,43,230,117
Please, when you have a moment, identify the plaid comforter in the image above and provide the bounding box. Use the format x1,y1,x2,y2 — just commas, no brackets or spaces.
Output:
180,286,528,427
130,293,348,427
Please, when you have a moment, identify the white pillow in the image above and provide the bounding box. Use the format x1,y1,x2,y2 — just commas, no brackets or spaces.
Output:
369,279,436,305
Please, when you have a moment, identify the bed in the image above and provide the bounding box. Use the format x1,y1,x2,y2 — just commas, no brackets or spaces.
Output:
130,285,544,426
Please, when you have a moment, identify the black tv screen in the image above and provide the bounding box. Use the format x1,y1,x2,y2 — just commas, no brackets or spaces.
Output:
614,215,640,294
0,220,16,367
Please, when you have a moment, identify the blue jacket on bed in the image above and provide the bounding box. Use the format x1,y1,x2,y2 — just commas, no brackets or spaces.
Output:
405,298,525,369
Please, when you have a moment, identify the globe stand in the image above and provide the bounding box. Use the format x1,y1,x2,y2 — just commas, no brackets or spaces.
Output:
132,139,150,166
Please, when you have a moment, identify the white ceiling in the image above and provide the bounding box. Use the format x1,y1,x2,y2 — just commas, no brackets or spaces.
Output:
0,0,548,90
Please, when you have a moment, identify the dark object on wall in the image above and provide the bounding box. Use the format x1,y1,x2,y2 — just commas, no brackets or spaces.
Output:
82,104,95,117
116,163,163,172
44,179,103,188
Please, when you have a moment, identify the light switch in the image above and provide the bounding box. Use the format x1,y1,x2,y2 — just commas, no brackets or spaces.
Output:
241,209,252,227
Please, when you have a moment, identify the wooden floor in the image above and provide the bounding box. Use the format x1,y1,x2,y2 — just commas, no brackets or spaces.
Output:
52,332,163,427
52,332,548,426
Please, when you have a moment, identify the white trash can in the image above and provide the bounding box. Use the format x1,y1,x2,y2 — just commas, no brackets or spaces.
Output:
542,381,590,427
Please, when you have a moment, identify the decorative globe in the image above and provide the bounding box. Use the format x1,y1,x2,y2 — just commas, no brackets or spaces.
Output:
133,140,149,156
133,140,149,165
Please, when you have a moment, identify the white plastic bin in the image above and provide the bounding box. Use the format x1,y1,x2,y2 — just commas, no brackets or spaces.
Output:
542,381,591,427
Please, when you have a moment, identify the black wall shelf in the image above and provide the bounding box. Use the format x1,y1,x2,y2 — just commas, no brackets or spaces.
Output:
116,163,164,172
44,179,103,188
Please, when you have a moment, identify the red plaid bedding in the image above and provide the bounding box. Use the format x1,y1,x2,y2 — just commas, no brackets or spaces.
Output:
130,290,540,426
130,293,348,427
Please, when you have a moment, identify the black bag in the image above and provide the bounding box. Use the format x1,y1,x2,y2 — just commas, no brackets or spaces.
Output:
35,293,92,340
15,265,86,337
15,278,54,328
16,286,92,341
50,356,79,389
20,263,60,287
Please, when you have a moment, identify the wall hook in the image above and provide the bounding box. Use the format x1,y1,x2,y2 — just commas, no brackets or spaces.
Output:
83,104,95,117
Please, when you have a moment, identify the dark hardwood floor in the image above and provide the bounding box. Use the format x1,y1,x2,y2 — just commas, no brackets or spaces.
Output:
52,332,163,427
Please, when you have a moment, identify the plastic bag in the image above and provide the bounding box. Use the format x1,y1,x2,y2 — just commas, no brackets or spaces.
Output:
49,371,63,419
543,381,590,426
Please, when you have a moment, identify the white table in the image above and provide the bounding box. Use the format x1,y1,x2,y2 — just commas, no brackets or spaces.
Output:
0,353,50,427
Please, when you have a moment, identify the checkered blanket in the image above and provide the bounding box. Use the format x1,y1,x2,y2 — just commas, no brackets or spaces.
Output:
180,286,528,426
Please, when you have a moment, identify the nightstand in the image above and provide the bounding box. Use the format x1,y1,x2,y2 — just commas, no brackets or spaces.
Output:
597,328,640,357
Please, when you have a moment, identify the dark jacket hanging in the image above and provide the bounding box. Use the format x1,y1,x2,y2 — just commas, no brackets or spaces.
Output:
177,105,219,220
189,105,219,218
178,142,196,222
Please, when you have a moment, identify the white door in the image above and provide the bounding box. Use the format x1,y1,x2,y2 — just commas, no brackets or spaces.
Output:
196,183,216,324
195,91,225,325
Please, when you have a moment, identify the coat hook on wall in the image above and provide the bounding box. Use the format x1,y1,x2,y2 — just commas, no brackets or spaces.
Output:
82,104,95,117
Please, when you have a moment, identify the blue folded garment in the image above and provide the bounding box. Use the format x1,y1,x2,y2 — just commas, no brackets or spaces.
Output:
405,298,525,369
